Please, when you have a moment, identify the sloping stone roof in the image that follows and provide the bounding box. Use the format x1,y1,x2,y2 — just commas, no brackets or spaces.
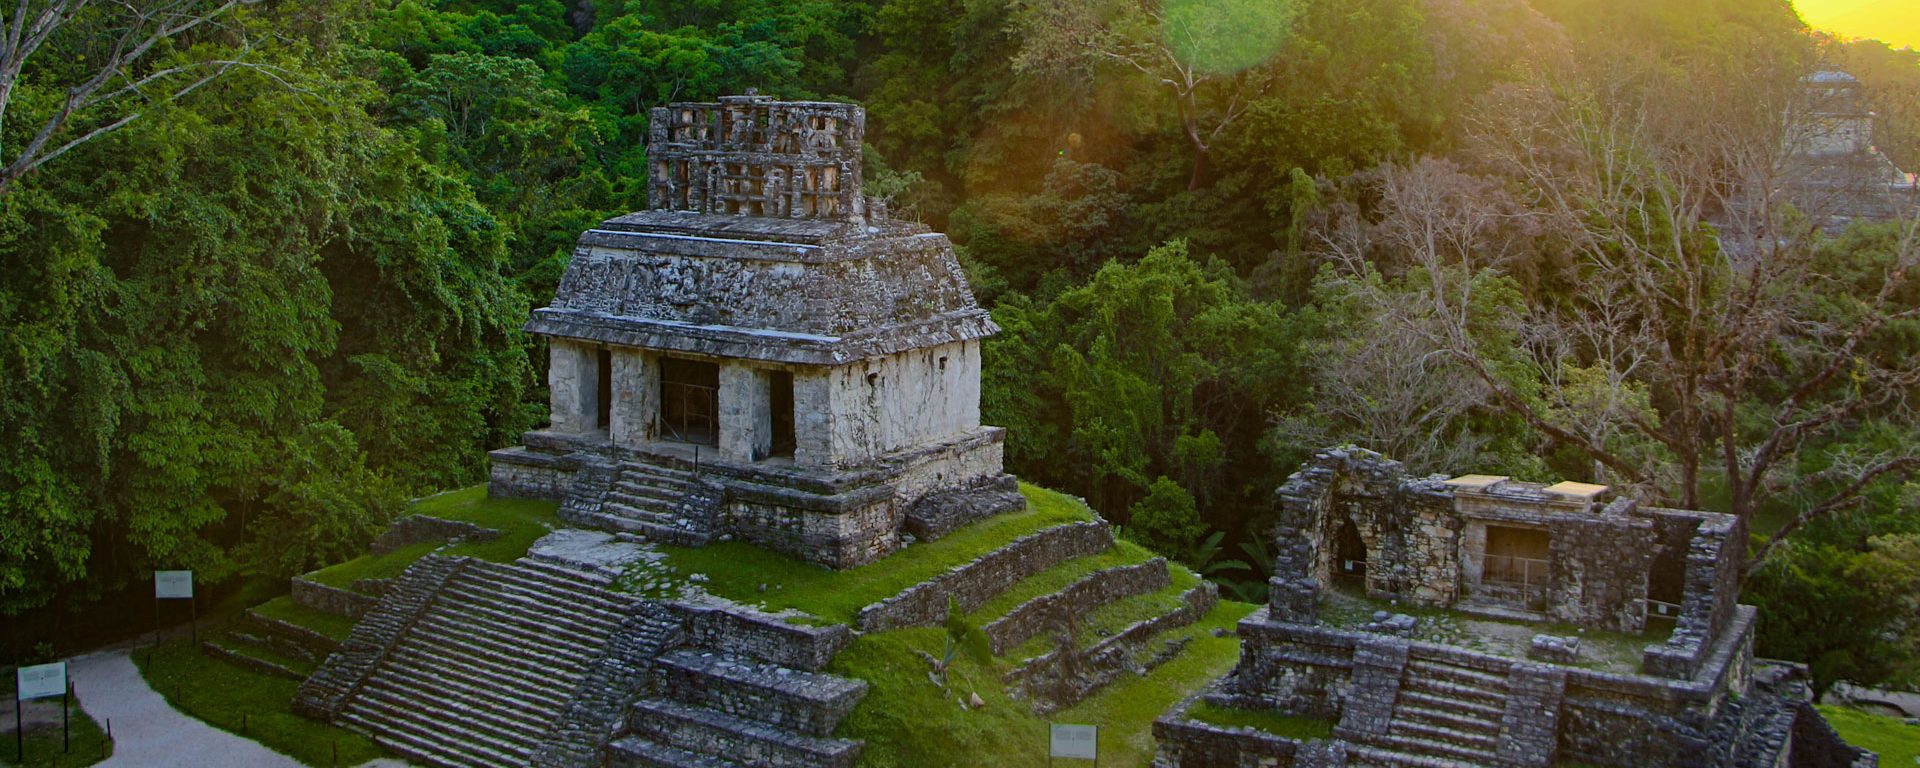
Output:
527,96,997,365
526,215,998,365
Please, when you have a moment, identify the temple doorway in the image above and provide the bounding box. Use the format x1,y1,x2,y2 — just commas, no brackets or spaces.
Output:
660,357,720,446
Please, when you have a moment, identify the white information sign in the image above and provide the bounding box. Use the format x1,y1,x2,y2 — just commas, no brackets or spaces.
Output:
15,662,66,701
1050,723,1098,760
155,570,194,599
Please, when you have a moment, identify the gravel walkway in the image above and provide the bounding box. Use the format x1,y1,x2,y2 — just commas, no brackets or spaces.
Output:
69,648,306,768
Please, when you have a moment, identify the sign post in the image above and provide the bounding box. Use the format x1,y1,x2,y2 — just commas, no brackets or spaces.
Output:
15,662,68,762
1049,723,1098,767
154,570,196,645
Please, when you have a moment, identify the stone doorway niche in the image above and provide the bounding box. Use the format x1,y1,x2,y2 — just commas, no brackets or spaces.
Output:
595,348,612,431
660,357,720,446
1479,525,1550,610
1333,518,1369,587
768,370,795,459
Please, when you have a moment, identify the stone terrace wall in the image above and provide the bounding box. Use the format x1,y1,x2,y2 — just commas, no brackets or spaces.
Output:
855,521,1112,632
1559,606,1760,768
982,558,1169,655
1218,612,1360,720
1644,511,1747,679
1790,701,1880,768
1547,514,1654,633
673,601,853,672
369,515,498,556
291,577,379,619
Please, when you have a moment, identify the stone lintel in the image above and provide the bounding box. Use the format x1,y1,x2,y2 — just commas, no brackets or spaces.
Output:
526,309,998,366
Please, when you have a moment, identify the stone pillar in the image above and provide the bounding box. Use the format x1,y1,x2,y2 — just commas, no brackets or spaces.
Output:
718,363,772,462
1335,636,1409,739
548,339,595,433
1495,663,1567,768
792,368,834,467
610,348,659,448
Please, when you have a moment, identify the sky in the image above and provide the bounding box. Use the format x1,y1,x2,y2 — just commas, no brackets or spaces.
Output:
1795,0,1920,49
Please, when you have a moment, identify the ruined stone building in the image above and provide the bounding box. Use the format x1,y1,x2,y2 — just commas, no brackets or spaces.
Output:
1154,448,1877,768
1784,70,1916,226
490,93,1022,568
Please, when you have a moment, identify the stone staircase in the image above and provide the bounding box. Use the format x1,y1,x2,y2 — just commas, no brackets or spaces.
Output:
1349,656,1510,768
336,558,638,767
607,647,867,767
585,461,726,546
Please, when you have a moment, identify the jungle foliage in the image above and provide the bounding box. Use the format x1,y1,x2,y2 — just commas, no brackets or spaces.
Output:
1,0,1915,691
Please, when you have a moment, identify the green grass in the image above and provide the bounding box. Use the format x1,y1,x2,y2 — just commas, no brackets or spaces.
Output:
656,483,1097,623
1004,572,1204,661
251,596,358,641
0,690,113,768
209,634,318,677
1186,701,1335,741
303,485,559,592
1818,704,1920,767
133,638,387,767
963,540,1160,624
831,598,1258,768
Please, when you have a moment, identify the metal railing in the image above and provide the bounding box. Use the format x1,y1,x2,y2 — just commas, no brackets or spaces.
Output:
659,381,719,446
1475,553,1550,609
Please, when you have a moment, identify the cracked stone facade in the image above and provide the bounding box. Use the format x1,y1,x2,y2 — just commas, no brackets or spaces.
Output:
489,94,1021,568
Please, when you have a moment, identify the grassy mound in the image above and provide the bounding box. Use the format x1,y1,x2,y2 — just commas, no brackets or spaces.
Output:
659,484,1259,767
1817,705,1920,767
170,482,1252,767
654,483,1093,623
303,486,560,590
133,639,386,767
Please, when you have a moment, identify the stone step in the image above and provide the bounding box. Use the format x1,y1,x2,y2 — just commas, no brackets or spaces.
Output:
397,626,589,696
1393,703,1502,735
600,500,709,535
345,687,538,766
658,649,868,736
1359,731,1498,766
605,491,688,518
1388,719,1500,752
348,701,532,768
626,698,862,768
1348,744,1488,768
355,674,556,753
379,643,575,713
405,615,598,680
1395,690,1506,721
1400,675,1509,708
512,554,625,587
438,577,625,635
593,508,715,547
607,736,744,768
459,559,633,609
425,595,609,662
612,481,702,505
465,559,637,608
1405,658,1510,690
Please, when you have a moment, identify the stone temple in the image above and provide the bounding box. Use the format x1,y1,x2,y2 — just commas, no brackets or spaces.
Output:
490,92,1023,568
1151,448,1878,768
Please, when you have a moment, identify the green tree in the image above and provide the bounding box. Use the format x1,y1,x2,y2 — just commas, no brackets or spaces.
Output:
1127,477,1204,558
1748,534,1920,699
